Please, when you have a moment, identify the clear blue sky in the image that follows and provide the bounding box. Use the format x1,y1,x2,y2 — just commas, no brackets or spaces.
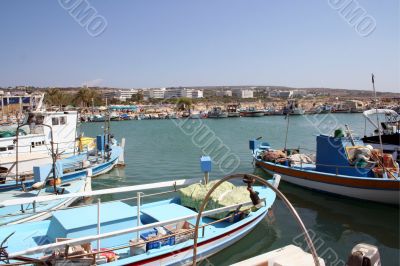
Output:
0,0,398,92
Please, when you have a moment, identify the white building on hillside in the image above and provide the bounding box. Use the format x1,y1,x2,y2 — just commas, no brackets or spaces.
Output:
233,89,253,98
143,88,166,99
164,88,183,99
216,90,232,97
192,90,203,98
279,91,293,99
292,90,307,98
164,88,203,99
104,89,139,101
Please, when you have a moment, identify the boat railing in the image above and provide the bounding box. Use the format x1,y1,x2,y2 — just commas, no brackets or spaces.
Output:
0,178,201,208
261,146,379,174
272,159,376,173
0,180,195,221
48,202,261,262
7,197,266,258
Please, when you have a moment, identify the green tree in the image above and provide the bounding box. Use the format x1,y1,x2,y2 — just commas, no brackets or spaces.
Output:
176,97,192,111
74,88,103,107
131,91,144,103
45,89,73,107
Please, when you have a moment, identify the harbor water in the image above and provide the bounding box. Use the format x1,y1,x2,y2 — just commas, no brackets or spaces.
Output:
82,113,400,265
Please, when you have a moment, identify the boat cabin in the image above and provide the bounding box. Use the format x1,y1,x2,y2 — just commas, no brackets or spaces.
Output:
315,135,373,177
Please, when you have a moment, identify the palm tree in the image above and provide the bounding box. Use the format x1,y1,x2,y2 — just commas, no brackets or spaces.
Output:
74,88,102,107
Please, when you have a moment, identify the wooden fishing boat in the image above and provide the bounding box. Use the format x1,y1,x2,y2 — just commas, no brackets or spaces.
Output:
0,176,280,265
250,133,400,204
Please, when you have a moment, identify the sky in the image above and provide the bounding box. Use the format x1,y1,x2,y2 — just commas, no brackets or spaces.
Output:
0,0,399,92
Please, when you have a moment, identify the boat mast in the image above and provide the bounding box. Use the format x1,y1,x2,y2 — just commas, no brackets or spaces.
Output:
284,101,291,151
371,74,384,153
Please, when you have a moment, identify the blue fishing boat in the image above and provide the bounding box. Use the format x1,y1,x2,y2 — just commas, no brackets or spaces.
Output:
0,174,280,265
0,135,124,224
0,136,124,192
0,175,91,226
250,130,400,204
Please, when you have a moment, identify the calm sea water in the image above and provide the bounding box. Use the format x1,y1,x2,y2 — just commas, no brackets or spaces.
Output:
82,113,400,266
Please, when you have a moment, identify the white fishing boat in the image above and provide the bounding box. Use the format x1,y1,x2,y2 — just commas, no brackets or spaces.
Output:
207,107,228,118
362,109,399,162
283,100,305,115
0,110,82,177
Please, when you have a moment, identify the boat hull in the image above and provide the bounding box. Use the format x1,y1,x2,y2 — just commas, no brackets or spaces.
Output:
208,114,228,118
255,160,400,204
0,185,276,265
227,112,240,117
0,177,90,225
123,210,266,266
240,111,264,117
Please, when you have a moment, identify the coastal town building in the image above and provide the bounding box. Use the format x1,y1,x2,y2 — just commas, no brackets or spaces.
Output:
164,88,183,99
233,89,253,98
164,88,203,99
216,90,232,97
104,89,139,101
268,90,306,99
292,90,307,98
278,91,293,98
0,92,43,115
191,89,203,98
143,88,166,99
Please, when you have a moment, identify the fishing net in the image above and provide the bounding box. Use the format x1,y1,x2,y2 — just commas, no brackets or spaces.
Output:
179,181,251,220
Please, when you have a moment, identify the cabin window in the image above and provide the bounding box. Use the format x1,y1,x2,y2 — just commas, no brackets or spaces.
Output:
52,117,59,126
60,116,66,125
31,142,35,148
0,147,6,152
7,145,14,150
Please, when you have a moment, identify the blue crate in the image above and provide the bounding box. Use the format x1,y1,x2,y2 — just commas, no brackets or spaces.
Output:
140,228,175,250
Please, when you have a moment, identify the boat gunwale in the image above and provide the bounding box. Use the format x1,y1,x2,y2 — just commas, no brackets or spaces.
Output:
255,158,400,190
6,187,273,258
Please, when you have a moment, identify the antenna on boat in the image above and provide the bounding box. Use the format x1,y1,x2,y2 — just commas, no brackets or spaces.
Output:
371,74,384,153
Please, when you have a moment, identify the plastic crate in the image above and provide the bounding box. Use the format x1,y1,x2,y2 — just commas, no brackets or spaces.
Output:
140,228,175,250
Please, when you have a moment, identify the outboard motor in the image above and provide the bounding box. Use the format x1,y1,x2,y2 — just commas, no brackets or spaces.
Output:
347,243,381,266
